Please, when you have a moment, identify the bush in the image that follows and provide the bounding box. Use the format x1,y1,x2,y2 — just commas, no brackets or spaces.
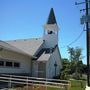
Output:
60,71,70,80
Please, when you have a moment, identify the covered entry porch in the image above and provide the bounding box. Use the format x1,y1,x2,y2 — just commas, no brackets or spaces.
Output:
32,61,46,78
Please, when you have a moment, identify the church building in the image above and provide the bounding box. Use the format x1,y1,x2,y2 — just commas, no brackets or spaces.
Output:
0,8,62,79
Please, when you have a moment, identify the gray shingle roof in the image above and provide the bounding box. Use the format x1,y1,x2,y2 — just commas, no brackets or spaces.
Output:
6,38,44,56
37,52,51,62
0,40,32,56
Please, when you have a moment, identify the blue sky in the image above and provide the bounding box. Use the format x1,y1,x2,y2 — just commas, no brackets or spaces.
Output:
0,0,86,64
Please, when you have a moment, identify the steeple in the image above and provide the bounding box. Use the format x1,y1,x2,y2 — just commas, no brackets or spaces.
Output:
44,8,59,31
47,8,57,24
43,8,59,48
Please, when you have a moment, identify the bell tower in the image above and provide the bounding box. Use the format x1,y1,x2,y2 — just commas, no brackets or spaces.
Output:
43,8,59,48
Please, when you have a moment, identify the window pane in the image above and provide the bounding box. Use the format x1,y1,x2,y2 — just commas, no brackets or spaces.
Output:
0,61,4,66
6,61,12,67
14,62,20,68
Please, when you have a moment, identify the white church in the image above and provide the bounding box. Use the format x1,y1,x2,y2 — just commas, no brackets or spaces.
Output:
0,8,62,79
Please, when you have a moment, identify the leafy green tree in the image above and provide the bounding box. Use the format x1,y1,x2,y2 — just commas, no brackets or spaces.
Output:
75,47,82,61
68,47,82,61
67,47,83,79
60,47,86,80
60,58,70,80
68,47,75,61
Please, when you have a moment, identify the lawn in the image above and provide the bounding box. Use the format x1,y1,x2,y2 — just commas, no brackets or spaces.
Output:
70,80,86,90
47,80,86,90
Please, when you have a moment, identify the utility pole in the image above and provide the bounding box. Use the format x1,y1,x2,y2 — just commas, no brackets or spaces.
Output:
85,0,90,87
76,0,90,87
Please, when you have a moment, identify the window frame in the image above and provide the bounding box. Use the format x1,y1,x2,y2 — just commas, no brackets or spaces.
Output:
14,62,20,68
0,61,4,67
6,61,13,67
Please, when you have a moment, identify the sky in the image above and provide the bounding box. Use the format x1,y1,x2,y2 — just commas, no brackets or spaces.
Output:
0,0,87,64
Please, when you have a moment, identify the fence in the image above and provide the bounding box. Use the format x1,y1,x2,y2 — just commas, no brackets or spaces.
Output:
0,74,71,90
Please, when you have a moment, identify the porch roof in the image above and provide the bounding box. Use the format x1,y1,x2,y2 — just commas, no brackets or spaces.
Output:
37,52,51,62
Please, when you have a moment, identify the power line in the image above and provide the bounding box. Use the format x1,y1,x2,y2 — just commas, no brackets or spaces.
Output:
60,24,85,49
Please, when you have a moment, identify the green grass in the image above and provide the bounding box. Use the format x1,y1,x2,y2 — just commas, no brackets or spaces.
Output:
10,80,86,90
70,80,86,90
47,80,86,90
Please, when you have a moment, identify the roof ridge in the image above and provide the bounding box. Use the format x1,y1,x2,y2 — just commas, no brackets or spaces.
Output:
5,38,42,42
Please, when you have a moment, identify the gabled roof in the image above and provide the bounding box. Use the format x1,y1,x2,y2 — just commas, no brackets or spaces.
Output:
47,8,57,24
0,40,32,57
6,38,44,56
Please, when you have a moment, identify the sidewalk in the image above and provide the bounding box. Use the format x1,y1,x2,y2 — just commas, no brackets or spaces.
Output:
85,86,90,90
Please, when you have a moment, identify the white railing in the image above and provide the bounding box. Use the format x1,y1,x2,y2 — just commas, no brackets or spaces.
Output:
0,74,71,89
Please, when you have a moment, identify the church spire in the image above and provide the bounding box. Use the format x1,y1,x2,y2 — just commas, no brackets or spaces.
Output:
43,8,59,48
47,8,57,24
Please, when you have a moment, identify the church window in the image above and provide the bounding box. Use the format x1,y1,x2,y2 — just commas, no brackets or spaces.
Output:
14,62,20,68
0,61,4,66
6,61,12,67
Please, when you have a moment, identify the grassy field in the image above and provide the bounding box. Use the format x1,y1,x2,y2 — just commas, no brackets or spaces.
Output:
70,80,86,90
47,80,86,90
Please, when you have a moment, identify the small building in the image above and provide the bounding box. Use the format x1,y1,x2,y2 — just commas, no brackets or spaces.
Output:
0,8,62,79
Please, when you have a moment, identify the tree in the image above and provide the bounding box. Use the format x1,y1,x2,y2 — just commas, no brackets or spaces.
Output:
60,47,86,80
60,58,70,80
68,47,82,61
68,47,75,61
75,47,82,61
67,47,83,79
82,64,87,74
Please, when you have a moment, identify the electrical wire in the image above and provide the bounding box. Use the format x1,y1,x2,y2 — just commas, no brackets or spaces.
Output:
60,24,85,49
